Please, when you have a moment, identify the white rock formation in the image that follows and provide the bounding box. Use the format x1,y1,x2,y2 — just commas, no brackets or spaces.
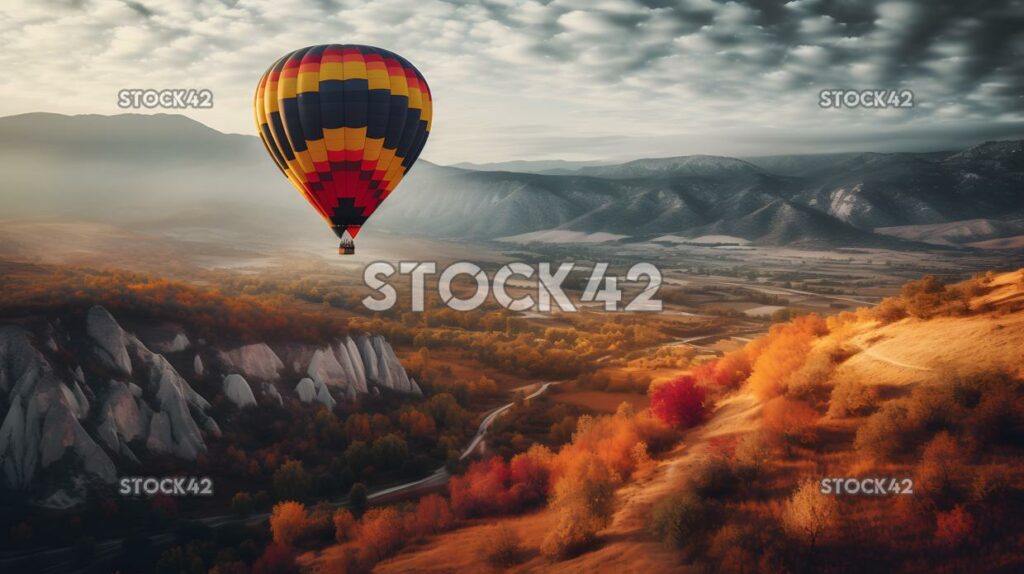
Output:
315,380,337,408
218,344,283,381
85,306,132,375
263,383,283,406
223,374,257,408
138,323,191,354
146,412,173,453
295,378,317,403
131,336,210,460
307,347,347,388
355,334,381,383
193,354,204,377
372,335,413,393
97,381,145,457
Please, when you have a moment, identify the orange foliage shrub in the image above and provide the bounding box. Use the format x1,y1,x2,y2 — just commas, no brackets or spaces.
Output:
747,314,828,400
251,542,299,574
691,350,751,390
356,507,405,561
269,501,307,547
411,494,455,536
449,458,519,518
333,509,356,543
763,397,819,446
934,505,974,547
510,445,554,505
541,453,617,559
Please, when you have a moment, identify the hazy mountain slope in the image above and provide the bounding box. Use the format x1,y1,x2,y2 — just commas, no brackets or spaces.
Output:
876,219,1024,246
1,113,1022,249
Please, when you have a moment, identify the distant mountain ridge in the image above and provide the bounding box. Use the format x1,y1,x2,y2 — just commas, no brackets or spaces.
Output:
1,112,1022,249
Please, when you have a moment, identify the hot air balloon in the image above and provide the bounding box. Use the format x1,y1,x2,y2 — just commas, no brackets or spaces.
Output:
255,45,432,254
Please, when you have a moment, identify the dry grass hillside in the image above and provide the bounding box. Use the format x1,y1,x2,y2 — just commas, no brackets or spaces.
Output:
298,269,1024,574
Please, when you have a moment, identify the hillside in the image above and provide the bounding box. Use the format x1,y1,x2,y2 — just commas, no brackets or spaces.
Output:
2,113,1023,250
357,269,1024,573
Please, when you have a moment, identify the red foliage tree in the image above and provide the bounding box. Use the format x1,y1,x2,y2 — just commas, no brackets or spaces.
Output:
252,543,298,574
650,375,707,429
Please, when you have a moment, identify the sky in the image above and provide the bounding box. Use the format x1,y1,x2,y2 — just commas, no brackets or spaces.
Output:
1,0,1022,164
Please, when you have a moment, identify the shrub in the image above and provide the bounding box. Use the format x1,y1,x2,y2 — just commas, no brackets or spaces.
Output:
229,491,253,516
873,297,908,324
510,445,554,505
252,542,298,574
541,453,616,559
781,479,839,549
411,494,455,536
747,314,828,400
650,375,707,429
273,460,312,501
762,397,818,447
481,524,525,567
357,507,405,561
786,348,835,401
685,455,739,499
734,431,771,478
348,483,369,517
449,457,516,518
333,509,357,543
269,501,307,547
827,374,878,418
934,505,974,547
855,402,910,460
916,432,968,502
650,492,723,552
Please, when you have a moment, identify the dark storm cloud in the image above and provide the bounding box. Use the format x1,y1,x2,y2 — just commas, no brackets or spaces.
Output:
0,0,1021,162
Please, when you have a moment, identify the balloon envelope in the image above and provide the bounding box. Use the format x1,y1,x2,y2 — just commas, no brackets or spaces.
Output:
254,44,432,252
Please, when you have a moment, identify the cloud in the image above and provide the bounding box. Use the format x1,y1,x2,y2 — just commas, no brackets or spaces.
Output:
0,0,1020,163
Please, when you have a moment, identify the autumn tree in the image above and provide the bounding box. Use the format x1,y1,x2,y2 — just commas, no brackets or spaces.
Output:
650,375,707,429
270,501,308,547
273,459,312,501
333,509,356,543
782,479,839,569
357,507,405,561
541,453,617,558
411,494,455,536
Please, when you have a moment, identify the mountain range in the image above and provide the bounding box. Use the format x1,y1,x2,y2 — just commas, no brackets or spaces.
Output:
1,112,1023,250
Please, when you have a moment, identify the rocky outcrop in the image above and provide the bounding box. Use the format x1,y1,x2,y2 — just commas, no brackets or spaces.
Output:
218,344,283,381
0,304,422,502
223,374,257,409
295,377,317,403
264,383,283,406
355,334,381,383
86,306,132,376
137,323,191,354
372,335,413,393
294,376,336,408
315,380,337,408
307,346,347,388
131,336,210,460
96,381,145,458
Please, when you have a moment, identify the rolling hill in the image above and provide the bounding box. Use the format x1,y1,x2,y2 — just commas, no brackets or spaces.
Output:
2,113,1023,250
